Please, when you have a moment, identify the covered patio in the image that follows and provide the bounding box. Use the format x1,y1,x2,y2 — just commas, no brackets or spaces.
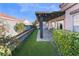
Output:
35,11,65,41
36,12,53,41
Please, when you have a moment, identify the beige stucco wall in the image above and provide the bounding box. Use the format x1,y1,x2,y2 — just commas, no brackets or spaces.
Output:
47,21,53,30
47,20,64,30
57,20,64,29
0,18,18,36
64,4,79,31
6,19,18,36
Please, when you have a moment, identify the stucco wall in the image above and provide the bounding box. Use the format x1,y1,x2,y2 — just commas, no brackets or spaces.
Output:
47,20,64,30
57,20,64,29
65,4,79,31
6,20,18,36
0,18,18,36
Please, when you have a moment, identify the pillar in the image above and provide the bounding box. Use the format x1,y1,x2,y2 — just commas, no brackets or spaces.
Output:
39,17,43,38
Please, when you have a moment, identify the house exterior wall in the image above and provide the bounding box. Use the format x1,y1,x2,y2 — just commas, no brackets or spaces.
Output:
57,20,64,29
60,3,76,11
0,18,18,36
47,15,64,30
72,13,79,32
47,20,64,30
6,19,18,36
64,4,79,31
0,13,25,36
52,22,55,28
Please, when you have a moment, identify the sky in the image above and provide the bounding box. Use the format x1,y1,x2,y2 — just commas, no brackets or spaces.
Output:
0,3,60,22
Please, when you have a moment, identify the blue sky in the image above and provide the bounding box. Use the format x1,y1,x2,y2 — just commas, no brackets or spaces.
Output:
0,3,60,22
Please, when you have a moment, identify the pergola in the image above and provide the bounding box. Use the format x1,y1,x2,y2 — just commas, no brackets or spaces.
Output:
35,11,64,38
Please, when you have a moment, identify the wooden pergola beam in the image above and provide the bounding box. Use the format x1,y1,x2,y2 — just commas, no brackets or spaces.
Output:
36,11,65,22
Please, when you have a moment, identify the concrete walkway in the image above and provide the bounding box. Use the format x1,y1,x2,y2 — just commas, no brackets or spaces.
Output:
37,28,52,41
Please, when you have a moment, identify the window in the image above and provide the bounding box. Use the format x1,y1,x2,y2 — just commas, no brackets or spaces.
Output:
73,13,79,32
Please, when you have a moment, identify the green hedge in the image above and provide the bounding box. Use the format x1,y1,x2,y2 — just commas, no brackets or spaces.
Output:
53,29,79,56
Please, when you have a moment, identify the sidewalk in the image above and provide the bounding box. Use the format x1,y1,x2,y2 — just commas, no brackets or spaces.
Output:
37,28,52,41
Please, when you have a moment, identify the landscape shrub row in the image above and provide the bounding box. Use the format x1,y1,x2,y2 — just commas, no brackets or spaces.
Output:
0,35,25,56
0,45,11,56
0,35,21,56
53,29,79,56
0,28,34,56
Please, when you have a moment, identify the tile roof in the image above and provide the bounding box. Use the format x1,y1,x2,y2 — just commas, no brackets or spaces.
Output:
0,13,22,22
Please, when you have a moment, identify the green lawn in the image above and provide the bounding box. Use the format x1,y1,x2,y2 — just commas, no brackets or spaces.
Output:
12,29,59,56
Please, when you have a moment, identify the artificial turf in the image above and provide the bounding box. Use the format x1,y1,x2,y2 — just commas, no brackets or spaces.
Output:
12,29,59,56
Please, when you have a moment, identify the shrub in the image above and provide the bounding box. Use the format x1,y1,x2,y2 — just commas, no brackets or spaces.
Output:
0,35,12,56
14,23,25,33
0,35,11,45
53,29,79,56
0,45,11,56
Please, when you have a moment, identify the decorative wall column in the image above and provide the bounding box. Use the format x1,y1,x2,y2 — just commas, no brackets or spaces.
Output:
54,21,58,29
48,22,50,30
50,22,53,29
54,21,56,29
